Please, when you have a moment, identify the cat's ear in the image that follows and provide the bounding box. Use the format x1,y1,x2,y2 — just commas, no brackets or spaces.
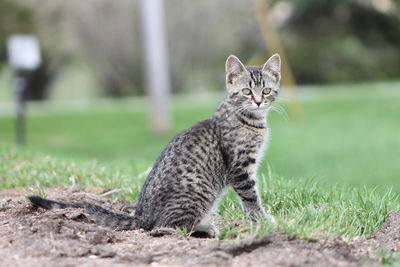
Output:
226,55,247,84
262,53,281,82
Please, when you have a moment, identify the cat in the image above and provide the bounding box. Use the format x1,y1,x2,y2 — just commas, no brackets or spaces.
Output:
28,53,281,238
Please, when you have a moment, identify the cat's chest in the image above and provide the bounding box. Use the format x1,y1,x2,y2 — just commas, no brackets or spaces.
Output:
223,127,267,160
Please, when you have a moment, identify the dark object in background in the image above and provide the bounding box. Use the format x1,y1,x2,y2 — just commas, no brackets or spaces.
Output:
23,61,56,100
280,0,400,83
7,34,42,144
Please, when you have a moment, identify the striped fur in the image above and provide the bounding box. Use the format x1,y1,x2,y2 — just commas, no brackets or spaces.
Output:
28,54,281,238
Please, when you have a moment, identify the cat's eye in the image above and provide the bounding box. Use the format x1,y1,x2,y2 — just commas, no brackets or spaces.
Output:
262,88,272,95
242,88,252,95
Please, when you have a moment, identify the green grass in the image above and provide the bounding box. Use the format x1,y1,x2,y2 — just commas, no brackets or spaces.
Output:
374,247,400,265
1,81,400,240
1,144,397,240
0,145,146,201
0,95,217,162
218,173,398,240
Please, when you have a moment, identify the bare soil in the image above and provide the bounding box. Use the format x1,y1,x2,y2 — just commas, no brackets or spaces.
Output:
0,187,398,266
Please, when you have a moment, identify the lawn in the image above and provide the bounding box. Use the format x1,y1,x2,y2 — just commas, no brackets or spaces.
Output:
1,81,399,240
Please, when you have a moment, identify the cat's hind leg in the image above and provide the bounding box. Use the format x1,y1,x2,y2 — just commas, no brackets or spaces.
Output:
191,215,219,238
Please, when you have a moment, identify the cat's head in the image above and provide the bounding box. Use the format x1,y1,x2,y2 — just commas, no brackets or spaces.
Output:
225,54,281,113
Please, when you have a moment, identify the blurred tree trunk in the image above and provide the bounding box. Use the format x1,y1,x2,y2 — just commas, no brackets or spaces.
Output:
140,0,171,135
253,0,303,118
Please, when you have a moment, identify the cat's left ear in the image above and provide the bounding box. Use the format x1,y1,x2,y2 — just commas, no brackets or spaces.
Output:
262,53,281,82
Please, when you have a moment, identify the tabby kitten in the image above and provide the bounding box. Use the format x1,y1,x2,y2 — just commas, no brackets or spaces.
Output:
29,54,281,238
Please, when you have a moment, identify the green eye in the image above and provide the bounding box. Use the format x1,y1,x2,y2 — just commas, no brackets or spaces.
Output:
262,88,272,95
242,88,252,95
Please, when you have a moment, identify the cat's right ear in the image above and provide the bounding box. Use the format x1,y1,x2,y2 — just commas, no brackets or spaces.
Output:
226,55,247,84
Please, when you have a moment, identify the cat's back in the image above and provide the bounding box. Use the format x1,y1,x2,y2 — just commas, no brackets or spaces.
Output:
158,118,220,164
151,118,223,180
135,118,225,219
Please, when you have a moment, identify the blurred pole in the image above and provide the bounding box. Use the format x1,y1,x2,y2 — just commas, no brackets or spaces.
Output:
140,0,171,135
7,35,42,145
14,72,28,145
253,0,303,118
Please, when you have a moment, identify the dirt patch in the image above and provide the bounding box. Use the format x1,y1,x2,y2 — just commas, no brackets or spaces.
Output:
0,188,398,266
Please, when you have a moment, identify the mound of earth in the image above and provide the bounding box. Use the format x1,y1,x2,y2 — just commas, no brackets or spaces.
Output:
0,187,398,266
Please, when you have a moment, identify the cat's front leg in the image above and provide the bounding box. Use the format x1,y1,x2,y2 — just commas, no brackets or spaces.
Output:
230,171,275,223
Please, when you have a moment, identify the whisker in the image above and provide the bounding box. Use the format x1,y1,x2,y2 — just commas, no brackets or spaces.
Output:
270,104,290,121
274,102,290,117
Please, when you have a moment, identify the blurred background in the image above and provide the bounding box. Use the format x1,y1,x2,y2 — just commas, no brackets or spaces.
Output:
0,0,399,192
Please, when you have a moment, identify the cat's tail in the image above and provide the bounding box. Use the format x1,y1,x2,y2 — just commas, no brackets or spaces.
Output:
28,195,141,230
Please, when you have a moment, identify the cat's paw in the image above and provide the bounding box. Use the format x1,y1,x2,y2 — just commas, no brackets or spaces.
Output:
191,222,219,238
149,227,177,237
263,213,276,224
249,210,276,224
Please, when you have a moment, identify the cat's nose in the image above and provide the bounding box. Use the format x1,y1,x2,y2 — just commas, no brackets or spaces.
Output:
255,101,262,107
